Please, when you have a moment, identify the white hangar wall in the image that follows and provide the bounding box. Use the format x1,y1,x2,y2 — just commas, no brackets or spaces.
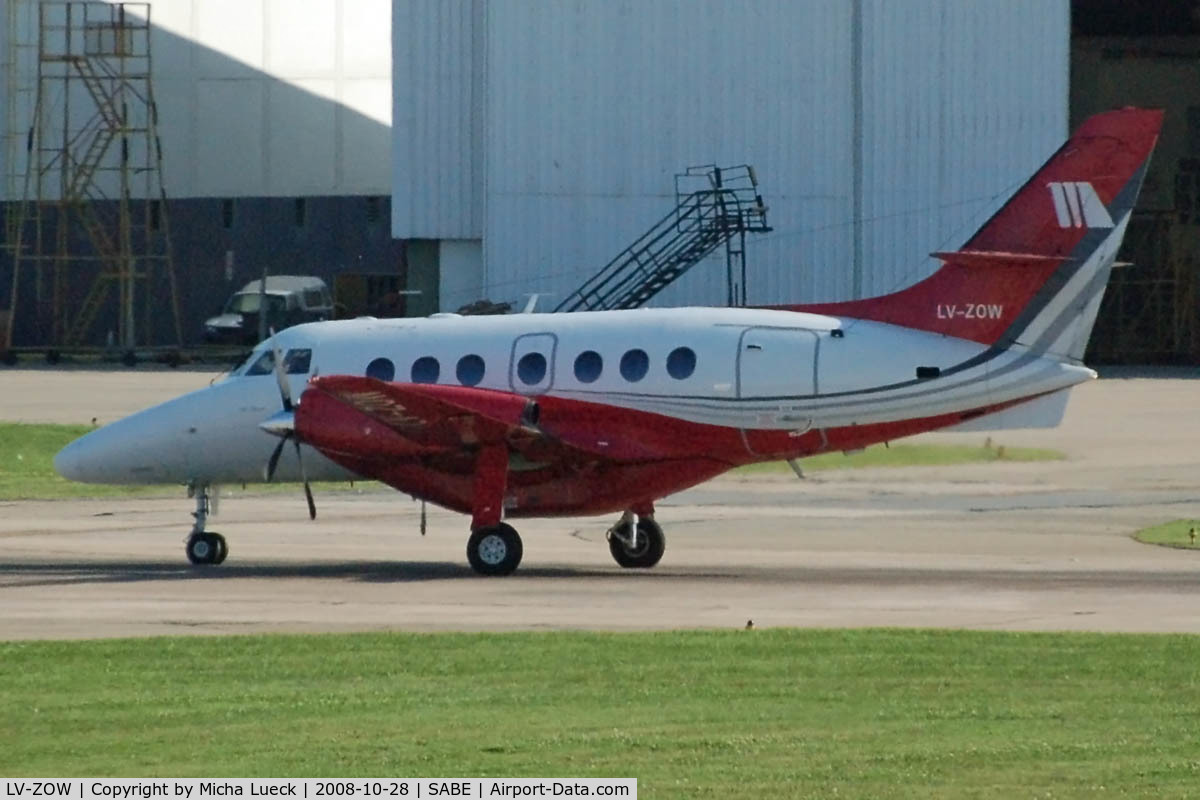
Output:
857,0,1070,300
1,0,392,201
394,0,1068,311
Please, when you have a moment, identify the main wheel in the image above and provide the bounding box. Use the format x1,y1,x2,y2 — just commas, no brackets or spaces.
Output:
213,533,229,564
609,517,666,569
466,523,523,576
186,532,222,565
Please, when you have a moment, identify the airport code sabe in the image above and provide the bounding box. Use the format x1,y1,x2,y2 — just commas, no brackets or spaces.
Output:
2,781,636,800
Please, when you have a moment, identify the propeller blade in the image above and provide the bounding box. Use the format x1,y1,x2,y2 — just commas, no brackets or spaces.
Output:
269,328,293,412
303,480,316,521
264,435,288,482
293,437,316,520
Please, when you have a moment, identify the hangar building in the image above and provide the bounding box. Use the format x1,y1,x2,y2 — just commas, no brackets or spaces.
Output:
1,0,1196,363
393,1,1070,315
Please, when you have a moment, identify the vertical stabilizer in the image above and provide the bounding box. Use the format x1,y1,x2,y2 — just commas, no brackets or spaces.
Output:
779,108,1164,359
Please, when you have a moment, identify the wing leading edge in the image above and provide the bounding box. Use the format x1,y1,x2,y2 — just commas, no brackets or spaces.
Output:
296,375,746,465
293,376,738,518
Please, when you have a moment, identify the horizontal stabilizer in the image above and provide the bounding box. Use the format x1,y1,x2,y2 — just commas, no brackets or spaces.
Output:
944,389,1073,432
929,250,1071,268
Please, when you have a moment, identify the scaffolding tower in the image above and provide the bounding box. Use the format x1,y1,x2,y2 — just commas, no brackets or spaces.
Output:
2,0,180,353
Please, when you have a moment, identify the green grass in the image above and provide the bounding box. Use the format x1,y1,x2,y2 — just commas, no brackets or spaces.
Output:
1134,519,1200,550
0,422,372,500
738,441,1063,474
0,422,149,500
2,629,1200,796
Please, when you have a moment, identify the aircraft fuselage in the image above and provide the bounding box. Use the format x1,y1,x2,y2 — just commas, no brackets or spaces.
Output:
55,305,1091,514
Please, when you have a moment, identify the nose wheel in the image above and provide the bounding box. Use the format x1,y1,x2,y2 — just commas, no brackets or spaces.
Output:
186,532,228,565
607,513,665,569
185,483,229,566
467,523,523,576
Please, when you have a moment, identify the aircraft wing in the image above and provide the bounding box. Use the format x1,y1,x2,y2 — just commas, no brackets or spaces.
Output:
296,375,718,464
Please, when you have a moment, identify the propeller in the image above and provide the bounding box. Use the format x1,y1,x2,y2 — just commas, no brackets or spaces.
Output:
259,330,316,520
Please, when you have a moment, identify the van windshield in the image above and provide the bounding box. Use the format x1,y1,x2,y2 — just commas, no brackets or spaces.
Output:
226,293,287,314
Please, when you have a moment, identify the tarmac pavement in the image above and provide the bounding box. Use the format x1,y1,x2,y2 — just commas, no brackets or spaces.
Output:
1,365,1198,639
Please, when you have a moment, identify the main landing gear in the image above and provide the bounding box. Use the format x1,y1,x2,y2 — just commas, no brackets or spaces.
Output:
462,512,667,576
463,444,668,575
185,483,228,566
466,522,523,576
606,510,666,569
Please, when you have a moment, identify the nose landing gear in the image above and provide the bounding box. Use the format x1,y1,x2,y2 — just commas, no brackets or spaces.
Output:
186,531,228,565
185,483,228,565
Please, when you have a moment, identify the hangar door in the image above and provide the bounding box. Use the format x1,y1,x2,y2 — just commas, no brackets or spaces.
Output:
736,328,818,398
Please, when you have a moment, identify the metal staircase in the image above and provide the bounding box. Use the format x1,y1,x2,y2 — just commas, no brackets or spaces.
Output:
554,165,770,312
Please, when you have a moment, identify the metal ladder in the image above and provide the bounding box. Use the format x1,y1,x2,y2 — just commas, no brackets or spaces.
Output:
554,165,770,312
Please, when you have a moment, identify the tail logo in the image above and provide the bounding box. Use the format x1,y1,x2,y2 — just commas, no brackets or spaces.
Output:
1047,182,1114,229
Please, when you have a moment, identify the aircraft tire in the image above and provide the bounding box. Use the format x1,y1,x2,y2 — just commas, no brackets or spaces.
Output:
609,518,665,569
213,533,229,564
466,523,523,576
186,532,222,565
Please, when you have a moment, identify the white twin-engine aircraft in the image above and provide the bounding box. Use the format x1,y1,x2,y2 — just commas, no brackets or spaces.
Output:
55,108,1163,575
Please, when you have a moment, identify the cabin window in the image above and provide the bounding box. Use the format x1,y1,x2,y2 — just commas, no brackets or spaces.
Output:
411,356,440,383
619,349,649,382
574,350,602,383
457,354,485,386
517,352,547,385
666,347,696,380
366,357,395,381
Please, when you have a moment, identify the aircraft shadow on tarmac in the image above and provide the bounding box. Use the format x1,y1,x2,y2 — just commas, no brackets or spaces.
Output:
2,560,1199,591
0,560,718,588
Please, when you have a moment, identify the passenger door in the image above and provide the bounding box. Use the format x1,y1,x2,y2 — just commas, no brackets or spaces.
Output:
736,327,818,398
509,333,558,394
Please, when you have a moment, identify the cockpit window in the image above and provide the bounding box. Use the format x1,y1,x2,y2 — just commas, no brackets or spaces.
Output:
244,348,312,376
231,349,259,375
245,351,275,376
286,349,312,374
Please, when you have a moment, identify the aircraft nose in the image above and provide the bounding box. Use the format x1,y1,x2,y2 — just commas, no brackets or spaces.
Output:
53,402,192,485
53,438,85,481
54,427,122,483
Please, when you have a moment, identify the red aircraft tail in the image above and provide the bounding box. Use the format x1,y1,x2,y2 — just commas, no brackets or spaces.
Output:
780,108,1163,356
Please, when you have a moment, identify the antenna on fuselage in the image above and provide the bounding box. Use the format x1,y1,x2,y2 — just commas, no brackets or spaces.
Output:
520,293,555,313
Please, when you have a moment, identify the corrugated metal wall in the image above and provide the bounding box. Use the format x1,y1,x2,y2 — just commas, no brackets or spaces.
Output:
858,0,1068,298
396,0,1068,309
483,0,855,308
392,0,482,238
